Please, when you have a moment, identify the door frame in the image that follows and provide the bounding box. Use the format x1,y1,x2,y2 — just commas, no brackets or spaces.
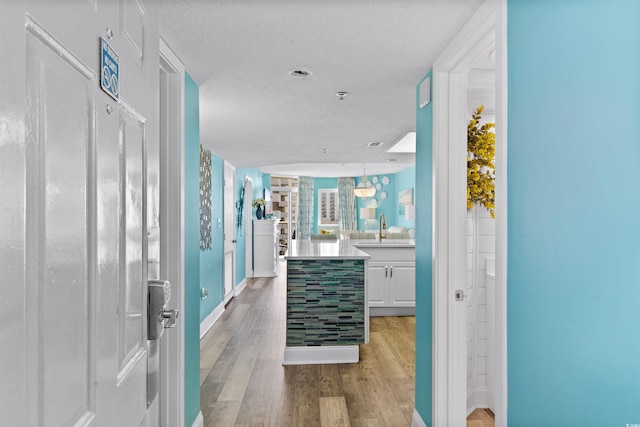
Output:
244,177,254,279
223,160,237,302
158,38,185,427
431,1,507,425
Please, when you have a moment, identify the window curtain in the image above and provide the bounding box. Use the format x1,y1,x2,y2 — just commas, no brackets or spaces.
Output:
338,177,357,232
297,176,315,239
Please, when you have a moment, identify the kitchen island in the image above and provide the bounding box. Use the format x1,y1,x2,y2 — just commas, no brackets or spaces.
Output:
283,239,370,365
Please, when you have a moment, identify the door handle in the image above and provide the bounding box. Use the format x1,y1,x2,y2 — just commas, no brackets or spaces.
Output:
232,239,237,243
385,266,388,278
390,266,393,278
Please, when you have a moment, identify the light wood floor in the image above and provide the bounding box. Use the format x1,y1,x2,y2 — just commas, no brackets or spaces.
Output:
200,263,494,426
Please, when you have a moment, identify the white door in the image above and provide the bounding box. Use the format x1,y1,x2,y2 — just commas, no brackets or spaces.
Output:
223,161,236,302
0,2,160,426
244,178,254,278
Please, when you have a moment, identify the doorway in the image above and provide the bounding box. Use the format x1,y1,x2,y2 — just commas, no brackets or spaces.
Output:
223,161,237,303
431,1,507,426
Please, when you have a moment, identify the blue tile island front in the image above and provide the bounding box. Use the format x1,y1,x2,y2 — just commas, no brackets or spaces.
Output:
283,240,370,365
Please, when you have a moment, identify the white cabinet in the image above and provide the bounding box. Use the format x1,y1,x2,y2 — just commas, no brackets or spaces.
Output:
355,246,416,316
253,219,279,277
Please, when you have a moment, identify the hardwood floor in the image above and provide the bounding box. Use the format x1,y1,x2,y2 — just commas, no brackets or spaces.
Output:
467,408,495,427
200,262,494,426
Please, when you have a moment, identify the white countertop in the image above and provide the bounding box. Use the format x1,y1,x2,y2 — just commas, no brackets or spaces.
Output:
286,240,370,260
285,239,416,260
351,239,415,249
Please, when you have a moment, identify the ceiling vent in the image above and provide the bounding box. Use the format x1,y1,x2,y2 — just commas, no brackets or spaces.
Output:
288,68,312,78
367,141,384,148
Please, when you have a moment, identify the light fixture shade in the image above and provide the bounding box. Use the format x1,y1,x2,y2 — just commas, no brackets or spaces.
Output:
354,180,376,198
405,204,416,221
359,207,376,220
354,164,376,198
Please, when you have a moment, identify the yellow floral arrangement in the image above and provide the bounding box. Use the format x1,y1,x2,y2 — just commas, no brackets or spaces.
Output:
467,105,495,218
252,198,265,207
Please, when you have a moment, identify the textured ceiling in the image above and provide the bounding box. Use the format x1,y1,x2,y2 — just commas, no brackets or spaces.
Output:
159,0,483,177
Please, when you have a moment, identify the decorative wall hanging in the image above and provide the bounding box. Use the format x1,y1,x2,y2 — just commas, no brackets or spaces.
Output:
398,188,413,216
467,105,495,218
199,145,212,250
237,181,246,228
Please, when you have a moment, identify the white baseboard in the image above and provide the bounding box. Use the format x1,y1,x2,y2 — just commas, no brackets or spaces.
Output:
411,408,428,427
200,301,225,339
282,345,359,365
191,411,203,427
467,386,489,416
234,278,247,296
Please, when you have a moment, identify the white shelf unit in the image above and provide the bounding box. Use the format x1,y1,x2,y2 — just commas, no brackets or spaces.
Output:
271,176,298,256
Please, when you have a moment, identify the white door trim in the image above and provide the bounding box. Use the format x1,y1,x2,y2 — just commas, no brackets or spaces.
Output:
224,160,237,302
431,1,507,426
244,177,254,279
159,38,186,427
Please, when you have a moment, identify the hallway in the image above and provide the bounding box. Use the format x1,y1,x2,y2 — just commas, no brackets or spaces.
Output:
199,262,494,426
199,263,416,426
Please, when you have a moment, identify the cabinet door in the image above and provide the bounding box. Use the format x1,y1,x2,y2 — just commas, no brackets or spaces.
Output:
388,262,416,306
368,262,387,306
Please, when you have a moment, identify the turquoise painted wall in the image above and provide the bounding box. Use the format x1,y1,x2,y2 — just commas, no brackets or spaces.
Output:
354,170,416,232
235,168,270,285
414,72,433,423
200,153,224,321
508,1,640,424
311,173,415,233
184,73,201,427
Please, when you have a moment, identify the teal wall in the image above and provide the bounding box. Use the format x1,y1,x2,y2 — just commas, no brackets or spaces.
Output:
200,153,224,321
313,172,415,234
235,168,270,284
507,1,640,424
413,72,433,423
184,73,201,427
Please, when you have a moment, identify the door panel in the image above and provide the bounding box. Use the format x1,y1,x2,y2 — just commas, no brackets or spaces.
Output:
389,263,416,305
117,103,147,385
24,20,95,426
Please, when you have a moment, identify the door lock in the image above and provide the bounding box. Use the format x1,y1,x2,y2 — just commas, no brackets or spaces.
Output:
148,280,179,340
455,290,465,302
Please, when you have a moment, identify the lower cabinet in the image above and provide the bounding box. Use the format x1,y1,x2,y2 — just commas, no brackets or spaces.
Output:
368,261,416,309
357,246,416,316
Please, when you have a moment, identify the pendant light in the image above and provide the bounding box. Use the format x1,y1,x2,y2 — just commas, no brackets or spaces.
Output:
353,164,376,198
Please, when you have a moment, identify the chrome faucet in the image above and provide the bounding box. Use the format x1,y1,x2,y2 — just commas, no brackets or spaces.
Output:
378,213,387,241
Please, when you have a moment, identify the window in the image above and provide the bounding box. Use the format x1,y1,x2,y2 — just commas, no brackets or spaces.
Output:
318,189,340,225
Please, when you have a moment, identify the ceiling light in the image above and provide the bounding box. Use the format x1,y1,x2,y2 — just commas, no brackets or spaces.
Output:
288,68,312,78
386,131,416,153
354,164,376,198
336,91,347,100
